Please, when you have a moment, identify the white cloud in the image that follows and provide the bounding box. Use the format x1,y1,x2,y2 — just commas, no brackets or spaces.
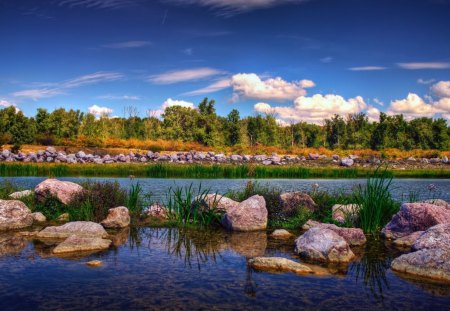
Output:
397,62,450,70
97,95,140,100
88,105,113,117
102,41,151,49
435,97,450,111
387,93,437,118
348,66,386,71
417,78,436,85
254,94,371,124
162,98,195,109
320,56,333,63
183,78,231,96
231,73,313,101
149,68,224,84
431,81,450,98
373,98,384,106
12,71,123,101
366,106,380,122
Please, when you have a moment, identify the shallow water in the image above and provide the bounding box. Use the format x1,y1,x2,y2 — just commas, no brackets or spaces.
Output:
0,227,449,310
2,177,450,202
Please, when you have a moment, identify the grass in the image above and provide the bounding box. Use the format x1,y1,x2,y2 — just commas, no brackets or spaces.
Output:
1,163,448,179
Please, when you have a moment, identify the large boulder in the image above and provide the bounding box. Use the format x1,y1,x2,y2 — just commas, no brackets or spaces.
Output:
248,257,312,275
53,235,111,254
222,195,267,231
279,192,317,215
300,220,366,246
420,199,450,210
381,202,450,240
331,204,360,224
100,206,130,228
35,179,84,205
36,221,108,239
195,194,239,213
0,200,33,231
412,223,450,251
295,227,355,263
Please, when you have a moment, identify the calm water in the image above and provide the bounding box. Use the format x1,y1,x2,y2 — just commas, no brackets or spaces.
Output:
0,227,449,310
2,177,450,202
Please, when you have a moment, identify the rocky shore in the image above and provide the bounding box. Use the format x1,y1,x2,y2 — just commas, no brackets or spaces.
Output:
1,147,449,167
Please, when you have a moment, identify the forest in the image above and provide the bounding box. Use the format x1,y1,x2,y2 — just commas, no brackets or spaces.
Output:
1,98,449,152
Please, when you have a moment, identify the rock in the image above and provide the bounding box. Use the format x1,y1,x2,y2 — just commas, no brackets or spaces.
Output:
392,231,424,249
146,203,169,220
381,202,450,240
279,192,317,215
248,257,312,275
46,146,56,154
1,150,11,158
391,248,450,282
100,206,130,228
222,195,267,231
9,190,33,199
0,200,33,231
412,223,450,251
420,199,450,210
196,194,239,213
308,153,319,160
36,221,108,239
332,154,340,160
295,227,355,263
31,212,47,223
57,213,70,222
86,260,103,267
53,235,111,254
76,151,86,158
332,204,360,224
300,220,366,246
35,179,84,205
270,229,293,239
340,158,354,167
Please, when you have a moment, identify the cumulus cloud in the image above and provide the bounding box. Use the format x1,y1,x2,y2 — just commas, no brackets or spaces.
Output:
253,94,373,124
162,98,195,109
88,105,113,117
183,78,231,96
387,93,438,118
397,62,450,70
348,66,386,71
431,81,450,98
149,68,224,84
102,41,151,49
0,99,19,112
231,73,313,102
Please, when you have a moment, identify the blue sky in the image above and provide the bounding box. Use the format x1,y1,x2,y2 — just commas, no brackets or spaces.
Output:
1,0,450,123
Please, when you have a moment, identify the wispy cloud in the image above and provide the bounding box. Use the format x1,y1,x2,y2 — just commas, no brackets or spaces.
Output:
102,41,151,49
13,71,123,100
183,78,231,96
417,78,436,85
397,62,450,69
97,95,141,100
320,56,333,63
57,0,135,10
165,0,309,16
182,30,231,37
348,66,387,71
149,67,224,84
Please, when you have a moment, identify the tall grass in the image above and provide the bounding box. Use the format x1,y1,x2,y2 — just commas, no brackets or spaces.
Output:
353,167,400,234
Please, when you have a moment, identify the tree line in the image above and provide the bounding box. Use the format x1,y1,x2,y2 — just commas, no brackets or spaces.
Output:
1,98,449,152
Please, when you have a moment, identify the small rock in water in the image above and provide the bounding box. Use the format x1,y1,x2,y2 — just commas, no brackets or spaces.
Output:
100,206,130,228
86,260,103,267
248,257,312,275
53,235,111,254
270,229,293,239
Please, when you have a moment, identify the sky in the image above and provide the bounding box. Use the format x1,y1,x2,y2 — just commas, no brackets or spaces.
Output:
1,0,450,124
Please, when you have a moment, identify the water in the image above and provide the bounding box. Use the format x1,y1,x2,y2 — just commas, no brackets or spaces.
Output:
0,227,449,310
2,177,450,202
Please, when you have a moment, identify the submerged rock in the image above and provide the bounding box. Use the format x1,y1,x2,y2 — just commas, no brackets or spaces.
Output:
9,190,33,199
53,235,111,254
0,200,33,231
331,204,360,224
248,257,312,275
35,179,84,205
270,229,293,239
101,206,130,228
86,260,103,267
279,192,317,215
381,202,450,240
37,221,108,239
295,227,355,263
222,195,267,231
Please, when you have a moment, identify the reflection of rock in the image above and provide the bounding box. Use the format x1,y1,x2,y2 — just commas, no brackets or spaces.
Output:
395,273,450,296
382,202,450,240
53,235,111,254
101,206,130,228
35,178,84,205
222,195,267,231
109,227,130,247
270,229,293,239
37,221,108,239
248,257,312,274
300,220,366,246
0,199,33,231
0,233,27,256
295,227,355,263
392,231,424,249
228,231,267,258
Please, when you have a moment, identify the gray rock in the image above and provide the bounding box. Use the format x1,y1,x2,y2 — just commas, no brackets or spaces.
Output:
53,235,112,254
340,158,354,167
37,221,108,239
248,257,312,275
222,195,267,231
0,200,33,231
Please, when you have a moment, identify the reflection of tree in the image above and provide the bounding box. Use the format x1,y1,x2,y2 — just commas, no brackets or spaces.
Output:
351,236,392,303
244,264,257,298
